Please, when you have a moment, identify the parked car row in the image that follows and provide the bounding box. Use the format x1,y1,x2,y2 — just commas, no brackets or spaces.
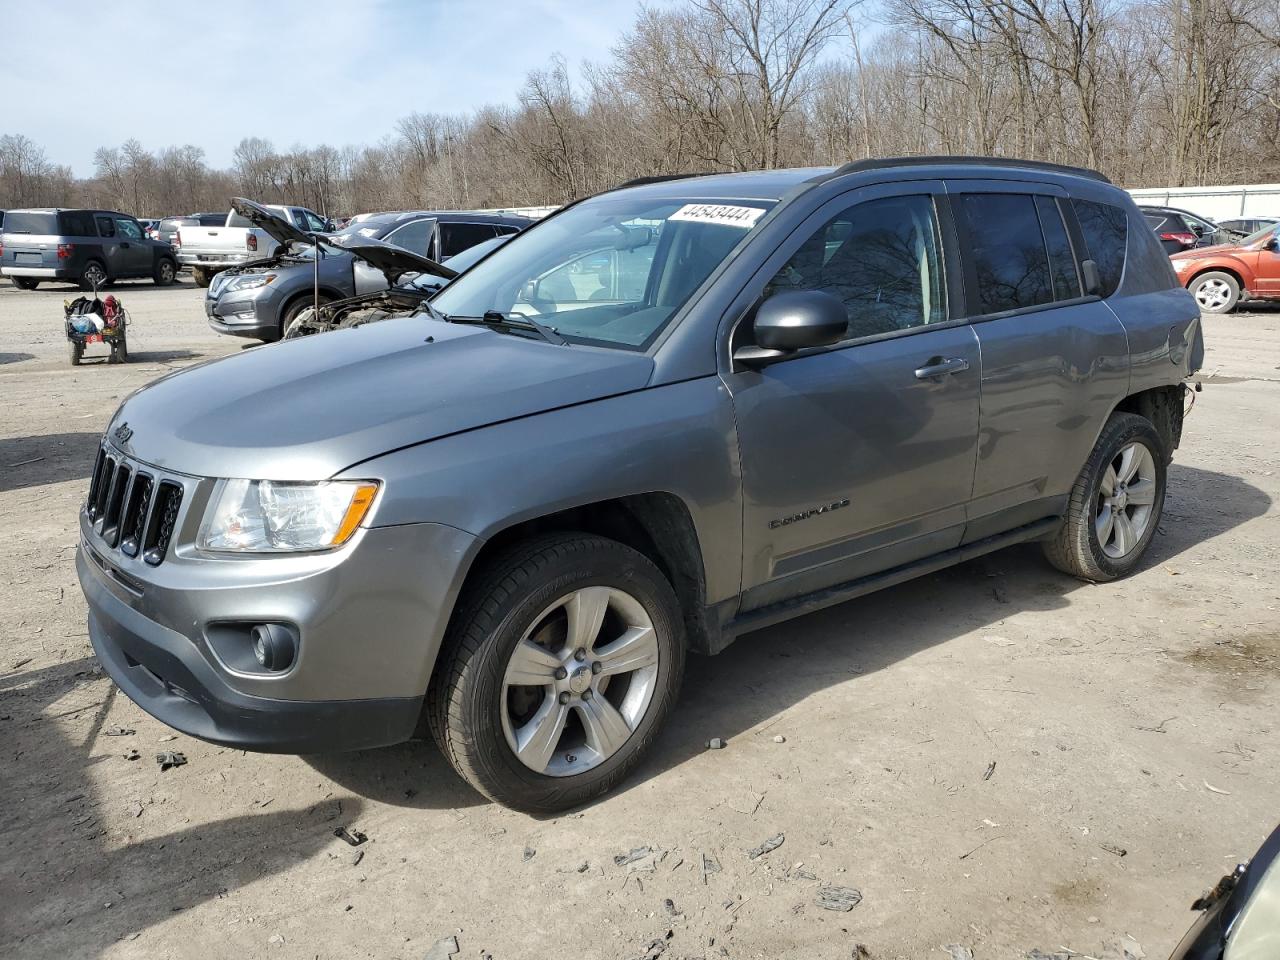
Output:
202,199,531,341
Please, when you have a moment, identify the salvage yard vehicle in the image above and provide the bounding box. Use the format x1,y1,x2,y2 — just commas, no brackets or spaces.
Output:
1,208,178,290
177,203,331,287
207,201,527,341
1140,204,1230,254
1169,823,1280,959
78,157,1203,813
1171,221,1280,313
283,233,513,338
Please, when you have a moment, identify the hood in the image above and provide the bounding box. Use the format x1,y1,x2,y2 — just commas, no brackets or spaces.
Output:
231,197,313,248
107,316,654,481
328,233,458,284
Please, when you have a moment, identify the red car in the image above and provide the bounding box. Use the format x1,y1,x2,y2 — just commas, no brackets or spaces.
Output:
1172,222,1280,313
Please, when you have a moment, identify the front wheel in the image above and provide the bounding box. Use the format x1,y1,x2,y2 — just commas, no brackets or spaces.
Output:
1043,412,1167,582
69,340,83,365
428,534,685,813
1189,271,1239,313
191,267,211,288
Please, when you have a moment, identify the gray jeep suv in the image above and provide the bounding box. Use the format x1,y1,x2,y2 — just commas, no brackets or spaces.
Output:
77,158,1203,812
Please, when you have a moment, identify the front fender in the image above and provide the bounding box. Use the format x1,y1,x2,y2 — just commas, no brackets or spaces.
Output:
338,377,743,605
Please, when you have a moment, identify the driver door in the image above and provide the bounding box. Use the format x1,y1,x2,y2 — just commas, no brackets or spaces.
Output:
721,183,981,611
112,217,151,277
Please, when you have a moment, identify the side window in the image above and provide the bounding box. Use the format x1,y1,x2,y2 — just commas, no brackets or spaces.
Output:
766,194,946,340
1071,199,1127,298
114,218,143,240
1034,196,1081,301
954,193,1054,313
95,215,116,238
384,219,435,256
495,225,520,236
62,212,95,236
531,236,659,304
439,222,499,259
303,211,327,232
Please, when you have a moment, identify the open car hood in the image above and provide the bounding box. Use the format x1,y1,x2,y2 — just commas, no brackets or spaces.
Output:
230,197,313,248
327,233,459,284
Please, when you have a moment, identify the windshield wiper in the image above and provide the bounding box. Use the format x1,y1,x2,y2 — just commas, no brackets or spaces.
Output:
443,310,566,345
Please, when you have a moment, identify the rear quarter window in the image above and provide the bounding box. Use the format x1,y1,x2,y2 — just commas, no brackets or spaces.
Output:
59,211,96,237
3,211,58,234
1119,207,1181,294
1072,199,1127,298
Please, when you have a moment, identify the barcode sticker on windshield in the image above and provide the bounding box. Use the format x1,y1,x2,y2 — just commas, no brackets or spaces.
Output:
670,203,766,229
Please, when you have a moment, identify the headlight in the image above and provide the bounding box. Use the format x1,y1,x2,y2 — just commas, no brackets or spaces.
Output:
198,479,379,553
224,273,275,292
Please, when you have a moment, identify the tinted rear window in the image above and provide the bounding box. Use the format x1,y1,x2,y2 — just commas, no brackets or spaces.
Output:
955,193,1055,314
3,211,58,234
1072,199,1128,297
60,211,96,236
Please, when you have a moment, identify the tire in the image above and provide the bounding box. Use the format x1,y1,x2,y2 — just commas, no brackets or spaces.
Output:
154,258,176,286
108,335,128,364
12,277,39,290
1189,271,1239,314
79,260,108,292
278,295,329,343
191,267,211,288
428,533,685,813
69,340,83,365
1042,412,1167,582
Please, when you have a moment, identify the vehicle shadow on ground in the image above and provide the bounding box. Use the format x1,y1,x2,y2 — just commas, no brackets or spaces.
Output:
315,463,1269,816
0,658,365,954
0,351,34,365
0,432,101,493
125,349,200,364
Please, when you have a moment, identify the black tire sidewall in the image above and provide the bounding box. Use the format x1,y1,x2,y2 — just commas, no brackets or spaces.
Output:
449,539,684,810
155,258,176,285
80,261,107,291
1080,419,1167,579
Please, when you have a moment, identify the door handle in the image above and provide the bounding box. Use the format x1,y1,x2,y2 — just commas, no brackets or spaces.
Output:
121,242,130,248
914,356,970,380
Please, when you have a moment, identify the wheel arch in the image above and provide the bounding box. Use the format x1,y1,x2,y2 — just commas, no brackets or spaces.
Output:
1111,384,1185,463
1185,263,1248,293
280,286,345,318
455,493,716,655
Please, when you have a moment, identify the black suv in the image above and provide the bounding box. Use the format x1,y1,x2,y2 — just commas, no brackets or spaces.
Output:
1,208,178,290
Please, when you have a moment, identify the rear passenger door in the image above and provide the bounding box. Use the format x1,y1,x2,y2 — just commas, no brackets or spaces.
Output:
112,217,151,277
947,182,1129,542
724,182,982,610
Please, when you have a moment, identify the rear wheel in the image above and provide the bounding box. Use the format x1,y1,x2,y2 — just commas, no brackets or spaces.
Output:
108,334,128,364
12,277,39,290
79,260,108,291
1189,271,1239,313
68,340,83,365
428,534,685,813
154,258,176,286
191,267,211,288
1043,412,1167,582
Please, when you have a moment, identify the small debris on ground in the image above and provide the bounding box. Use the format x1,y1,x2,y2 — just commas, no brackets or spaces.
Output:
127,801,144,818
747,833,784,859
158,734,178,742
424,935,459,960
576,861,589,873
11,657,32,670
943,946,973,960
702,853,722,883
983,761,996,781
1123,936,1146,959
155,751,186,771
268,933,284,944
814,885,862,911
1101,842,1128,857
123,748,141,761
333,827,367,846
706,737,726,750
853,946,873,959
773,734,786,743
350,849,365,867
104,726,135,737
522,846,536,862
614,845,653,867
1203,781,1232,795
663,897,678,915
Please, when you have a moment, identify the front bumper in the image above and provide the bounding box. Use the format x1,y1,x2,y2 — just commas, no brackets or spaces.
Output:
205,293,278,339
77,481,478,752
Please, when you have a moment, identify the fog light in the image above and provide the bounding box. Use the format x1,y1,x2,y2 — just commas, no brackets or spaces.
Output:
249,623,297,672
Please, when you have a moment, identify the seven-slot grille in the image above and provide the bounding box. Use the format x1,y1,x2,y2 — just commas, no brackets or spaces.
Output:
85,446,184,566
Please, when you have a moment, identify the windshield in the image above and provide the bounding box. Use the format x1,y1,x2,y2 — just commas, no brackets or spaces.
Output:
429,196,775,350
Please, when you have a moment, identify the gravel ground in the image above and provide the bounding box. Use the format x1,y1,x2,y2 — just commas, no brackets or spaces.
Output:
1,277,1277,960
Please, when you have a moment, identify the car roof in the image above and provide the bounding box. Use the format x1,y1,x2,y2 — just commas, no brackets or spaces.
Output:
603,157,1116,204
353,210,532,226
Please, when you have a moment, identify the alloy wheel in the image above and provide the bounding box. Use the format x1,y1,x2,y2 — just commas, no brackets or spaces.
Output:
500,586,660,777
1194,278,1232,310
1095,441,1158,558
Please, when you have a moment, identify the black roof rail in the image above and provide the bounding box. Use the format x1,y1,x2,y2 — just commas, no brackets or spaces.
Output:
830,155,1112,184
606,173,712,192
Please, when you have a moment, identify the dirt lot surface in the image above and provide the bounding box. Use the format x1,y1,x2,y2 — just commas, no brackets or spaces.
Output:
1,277,1277,960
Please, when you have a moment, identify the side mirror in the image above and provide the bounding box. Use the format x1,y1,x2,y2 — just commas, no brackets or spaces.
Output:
735,290,847,365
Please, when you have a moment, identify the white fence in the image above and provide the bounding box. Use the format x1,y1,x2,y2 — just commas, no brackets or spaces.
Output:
1125,184,1280,221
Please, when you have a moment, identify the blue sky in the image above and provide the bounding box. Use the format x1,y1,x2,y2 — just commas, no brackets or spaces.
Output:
0,0,655,176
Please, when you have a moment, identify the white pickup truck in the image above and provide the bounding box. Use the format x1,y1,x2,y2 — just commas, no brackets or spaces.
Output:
176,204,331,286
